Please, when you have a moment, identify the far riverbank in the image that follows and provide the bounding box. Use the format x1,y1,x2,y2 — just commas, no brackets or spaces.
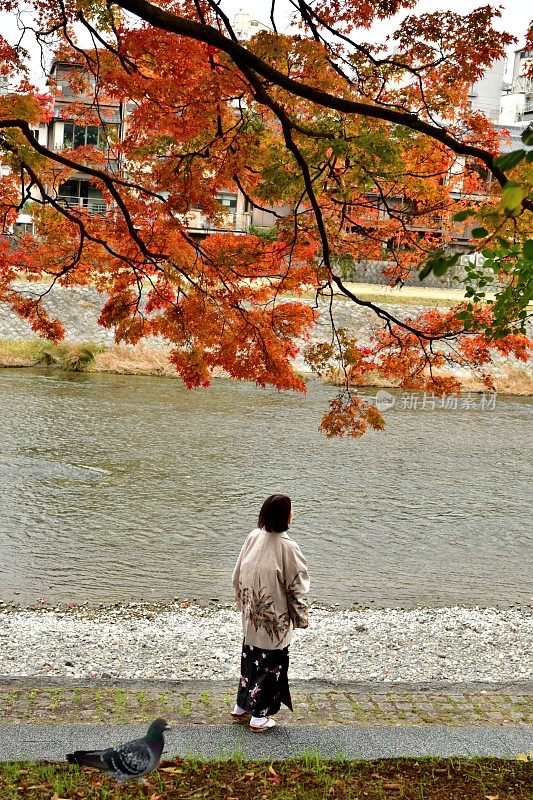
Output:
1,282,532,394
1,339,533,395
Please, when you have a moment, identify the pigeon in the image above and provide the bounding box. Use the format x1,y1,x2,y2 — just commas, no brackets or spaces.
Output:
66,718,169,784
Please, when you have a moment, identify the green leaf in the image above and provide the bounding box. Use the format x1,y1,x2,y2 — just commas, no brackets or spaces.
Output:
419,250,460,279
418,261,434,280
501,181,525,213
432,260,450,277
453,209,474,222
520,127,533,146
526,151,533,164
433,253,460,276
494,150,526,171
471,227,488,239
524,240,533,260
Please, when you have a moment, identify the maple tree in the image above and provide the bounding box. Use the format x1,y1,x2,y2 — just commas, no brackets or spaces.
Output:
0,0,531,435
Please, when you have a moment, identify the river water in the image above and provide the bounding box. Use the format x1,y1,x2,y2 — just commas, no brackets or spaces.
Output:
0,368,532,608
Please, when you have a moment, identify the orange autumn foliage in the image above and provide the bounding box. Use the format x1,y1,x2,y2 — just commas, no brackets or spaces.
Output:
0,0,531,436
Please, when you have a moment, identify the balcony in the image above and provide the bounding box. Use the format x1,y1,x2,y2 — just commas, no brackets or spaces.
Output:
186,209,252,235
408,215,444,231
57,196,108,215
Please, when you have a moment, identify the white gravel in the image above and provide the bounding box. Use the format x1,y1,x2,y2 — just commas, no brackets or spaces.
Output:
0,605,531,683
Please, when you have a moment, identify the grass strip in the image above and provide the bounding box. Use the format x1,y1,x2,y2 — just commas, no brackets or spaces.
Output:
1,756,532,800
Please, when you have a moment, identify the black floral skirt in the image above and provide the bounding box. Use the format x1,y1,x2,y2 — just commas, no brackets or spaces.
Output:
236,640,293,717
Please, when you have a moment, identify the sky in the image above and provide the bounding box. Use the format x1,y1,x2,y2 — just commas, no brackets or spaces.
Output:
2,0,531,86
221,1,530,41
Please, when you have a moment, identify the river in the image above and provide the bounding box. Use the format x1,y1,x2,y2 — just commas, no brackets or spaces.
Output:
0,368,531,608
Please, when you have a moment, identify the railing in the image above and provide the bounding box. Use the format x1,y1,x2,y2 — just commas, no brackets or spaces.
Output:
53,150,121,174
408,215,444,230
57,196,107,215
186,210,252,234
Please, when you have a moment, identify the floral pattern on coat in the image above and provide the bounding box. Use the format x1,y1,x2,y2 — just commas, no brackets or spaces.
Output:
285,572,309,629
238,577,292,646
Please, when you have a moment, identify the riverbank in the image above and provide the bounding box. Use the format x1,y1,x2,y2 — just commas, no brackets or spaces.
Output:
1,283,532,394
0,604,530,684
1,340,532,395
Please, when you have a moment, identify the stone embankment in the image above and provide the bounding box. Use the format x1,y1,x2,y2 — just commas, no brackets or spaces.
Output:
0,283,531,393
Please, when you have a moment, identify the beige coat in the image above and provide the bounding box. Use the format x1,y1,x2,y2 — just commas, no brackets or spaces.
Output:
232,527,310,650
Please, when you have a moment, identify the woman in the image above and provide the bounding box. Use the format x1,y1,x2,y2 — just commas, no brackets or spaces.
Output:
231,494,310,732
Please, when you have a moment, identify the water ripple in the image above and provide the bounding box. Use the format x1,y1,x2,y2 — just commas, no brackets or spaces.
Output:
0,369,532,606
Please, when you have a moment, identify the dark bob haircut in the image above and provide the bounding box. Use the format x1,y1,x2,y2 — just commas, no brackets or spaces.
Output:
258,494,292,533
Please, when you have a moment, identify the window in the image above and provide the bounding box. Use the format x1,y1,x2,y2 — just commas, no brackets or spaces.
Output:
62,123,117,150
13,222,34,236
215,193,237,210
58,180,107,214
55,69,96,98
466,159,491,194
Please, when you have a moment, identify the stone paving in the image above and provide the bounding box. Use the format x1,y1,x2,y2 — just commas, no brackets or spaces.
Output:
1,679,531,727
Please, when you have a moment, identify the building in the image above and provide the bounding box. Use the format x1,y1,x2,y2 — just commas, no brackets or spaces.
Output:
4,46,528,269
500,47,533,124
232,11,271,40
468,59,506,121
48,58,123,215
5,56,256,238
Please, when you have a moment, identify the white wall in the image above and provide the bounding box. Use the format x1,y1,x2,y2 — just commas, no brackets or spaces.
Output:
500,92,525,124
233,11,271,40
468,59,506,121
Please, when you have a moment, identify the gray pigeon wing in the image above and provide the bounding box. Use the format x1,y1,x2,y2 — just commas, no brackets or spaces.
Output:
112,740,157,777
102,742,155,777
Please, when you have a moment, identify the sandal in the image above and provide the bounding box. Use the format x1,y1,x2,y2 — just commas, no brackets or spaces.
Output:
230,711,251,723
249,718,276,733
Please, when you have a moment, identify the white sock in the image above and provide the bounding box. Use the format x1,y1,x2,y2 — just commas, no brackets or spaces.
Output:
233,704,247,714
250,715,267,726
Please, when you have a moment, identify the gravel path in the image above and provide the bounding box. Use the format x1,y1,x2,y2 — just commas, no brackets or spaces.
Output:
0,605,531,683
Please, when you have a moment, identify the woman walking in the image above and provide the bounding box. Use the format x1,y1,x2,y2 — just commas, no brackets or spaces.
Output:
231,494,310,732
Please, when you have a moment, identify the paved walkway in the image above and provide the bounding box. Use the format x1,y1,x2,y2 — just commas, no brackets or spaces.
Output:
1,723,532,762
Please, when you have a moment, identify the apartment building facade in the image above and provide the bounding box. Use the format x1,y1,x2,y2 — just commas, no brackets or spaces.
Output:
2,56,256,239
500,47,533,124
2,45,530,290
